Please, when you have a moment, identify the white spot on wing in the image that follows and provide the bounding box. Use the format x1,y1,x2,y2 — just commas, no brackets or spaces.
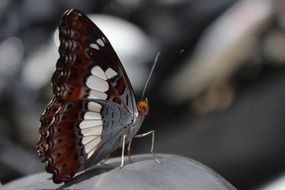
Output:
80,120,102,129
90,43,99,50
96,39,105,47
70,29,76,37
85,137,101,158
88,90,107,100
81,136,102,159
46,130,50,138
81,126,102,136
84,111,101,120
82,136,95,144
91,66,107,80
67,54,75,64
86,76,109,92
70,40,77,51
88,102,102,112
66,9,73,16
87,149,96,159
105,68,118,79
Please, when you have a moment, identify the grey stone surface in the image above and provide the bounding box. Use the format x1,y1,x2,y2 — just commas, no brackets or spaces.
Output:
1,154,237,190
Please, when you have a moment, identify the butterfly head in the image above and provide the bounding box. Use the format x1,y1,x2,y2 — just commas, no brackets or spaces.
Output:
137,98,149,116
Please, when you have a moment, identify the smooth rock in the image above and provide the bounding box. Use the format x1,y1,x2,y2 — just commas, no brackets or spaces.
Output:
1,154,236,190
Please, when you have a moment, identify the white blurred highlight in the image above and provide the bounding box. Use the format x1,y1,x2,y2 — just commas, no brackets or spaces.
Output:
88,14,156,90
0,0,10,13
0,37,23,76
23,13,156,91
22,41,58,90
166,0,274,103
259,174,285,190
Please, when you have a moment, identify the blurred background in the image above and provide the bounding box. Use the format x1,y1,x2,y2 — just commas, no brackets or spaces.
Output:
0,0,285,189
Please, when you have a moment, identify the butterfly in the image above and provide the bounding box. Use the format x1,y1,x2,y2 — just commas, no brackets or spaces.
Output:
36,9,160,184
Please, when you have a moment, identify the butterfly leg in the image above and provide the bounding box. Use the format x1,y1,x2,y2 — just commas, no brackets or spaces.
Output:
134,130,162,164
120,134,127,168
127,138,133,162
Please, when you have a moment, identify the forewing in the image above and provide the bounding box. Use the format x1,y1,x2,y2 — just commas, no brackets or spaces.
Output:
52,9,137,111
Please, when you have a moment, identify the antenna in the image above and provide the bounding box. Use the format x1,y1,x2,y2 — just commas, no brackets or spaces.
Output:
141,52,160,99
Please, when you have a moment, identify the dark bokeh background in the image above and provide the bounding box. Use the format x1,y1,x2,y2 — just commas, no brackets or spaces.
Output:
0,0,285,189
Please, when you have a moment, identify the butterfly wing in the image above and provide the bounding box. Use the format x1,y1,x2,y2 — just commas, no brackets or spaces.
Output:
53,9,137,111
36,9,138,183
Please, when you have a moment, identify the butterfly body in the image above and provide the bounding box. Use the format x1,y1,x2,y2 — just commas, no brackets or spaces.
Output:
36,9,148,183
